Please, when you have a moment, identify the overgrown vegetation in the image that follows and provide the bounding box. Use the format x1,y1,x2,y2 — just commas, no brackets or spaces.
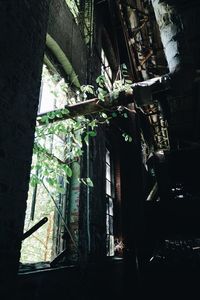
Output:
31,65,133,195
21,65,134,263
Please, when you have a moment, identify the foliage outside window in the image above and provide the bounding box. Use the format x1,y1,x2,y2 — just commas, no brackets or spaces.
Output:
21,65,95,263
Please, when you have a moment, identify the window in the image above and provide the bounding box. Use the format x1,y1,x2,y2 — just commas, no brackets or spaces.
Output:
106,148,115,256
101,48,113,91
20,65,79,264
105,140,124,258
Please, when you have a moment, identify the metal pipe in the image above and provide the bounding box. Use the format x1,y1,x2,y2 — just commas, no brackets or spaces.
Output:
146,182,158,201
151,0,195,93
22,217,48,241
131,0,195,106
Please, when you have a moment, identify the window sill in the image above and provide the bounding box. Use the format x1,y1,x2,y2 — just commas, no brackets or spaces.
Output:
18,261,77,275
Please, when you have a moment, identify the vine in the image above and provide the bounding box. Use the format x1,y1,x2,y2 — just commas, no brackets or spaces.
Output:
30,65,134,194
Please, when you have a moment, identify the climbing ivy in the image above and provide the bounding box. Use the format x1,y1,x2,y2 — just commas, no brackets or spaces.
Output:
30,65,134,195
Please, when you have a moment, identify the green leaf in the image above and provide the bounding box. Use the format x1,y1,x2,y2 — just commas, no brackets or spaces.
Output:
63,165,72,177
88,119,97,130
86,177,94,187
80,85,95,95
96,75,106,87
55,110,63,118
30,174,41,187
40,115,49,124
88,130,97,137
112,90,119,100
97,87,107,95
47,177,55,186
47,111,56,120
125,79,132,84
122,132,133,143
97,92,105,101
61,108,70,115
79,177,93,187
112,112,118,118
57,186,66,194
101,113,107,119
84,134,89,146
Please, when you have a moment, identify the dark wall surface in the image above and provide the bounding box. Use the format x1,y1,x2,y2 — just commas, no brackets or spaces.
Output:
0,1,50,297
48,0,87,84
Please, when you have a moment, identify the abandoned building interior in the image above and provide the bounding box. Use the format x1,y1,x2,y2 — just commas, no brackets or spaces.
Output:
1,0,200,299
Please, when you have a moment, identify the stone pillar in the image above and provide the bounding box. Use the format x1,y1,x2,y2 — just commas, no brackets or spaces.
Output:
0,0,50,295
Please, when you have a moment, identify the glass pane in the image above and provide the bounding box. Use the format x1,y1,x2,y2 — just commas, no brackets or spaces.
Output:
109,215,113,235
39,80,55,114
109,235,115,256
106,235,110,256
101,48,105,64
106,179,111,196
104,55,109,68
107,66,113,79
45,134,54,153
106,214,110,234
104,71,112,91
101,64,104,75
111,182,115,198
52,135,65,161
106,202,109,214
106,163,111,181
106,149,110,164
109,198,113,216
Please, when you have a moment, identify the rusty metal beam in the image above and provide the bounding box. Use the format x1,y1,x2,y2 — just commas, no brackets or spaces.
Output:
37,76,171,124
37,91,134,123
